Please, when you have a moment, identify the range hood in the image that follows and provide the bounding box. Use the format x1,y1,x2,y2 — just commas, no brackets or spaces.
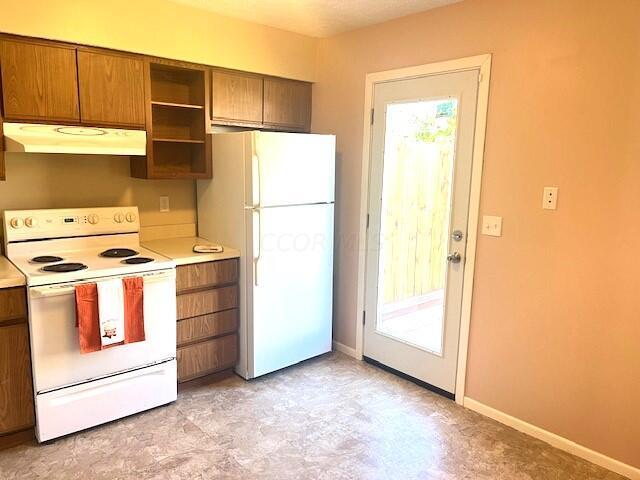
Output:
2,122,146,156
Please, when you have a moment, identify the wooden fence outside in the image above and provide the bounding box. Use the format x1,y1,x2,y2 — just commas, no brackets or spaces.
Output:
379,141,454,305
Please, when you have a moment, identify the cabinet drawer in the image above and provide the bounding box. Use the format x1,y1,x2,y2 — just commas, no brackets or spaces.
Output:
0,287,27,324
176,285,238,320
177,334,238,382
176,259,238,293
177,309,238,346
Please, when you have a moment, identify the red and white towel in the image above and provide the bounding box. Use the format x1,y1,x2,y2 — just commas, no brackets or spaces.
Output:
75,277,145,354
97,279,125,347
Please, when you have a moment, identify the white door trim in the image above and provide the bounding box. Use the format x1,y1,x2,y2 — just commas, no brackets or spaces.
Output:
355,54,492,405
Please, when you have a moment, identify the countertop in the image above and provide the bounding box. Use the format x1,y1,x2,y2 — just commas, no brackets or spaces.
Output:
142,237,240,266
0,255,26,289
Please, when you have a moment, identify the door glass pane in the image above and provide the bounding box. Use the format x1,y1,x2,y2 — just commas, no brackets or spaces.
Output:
376,98,458,355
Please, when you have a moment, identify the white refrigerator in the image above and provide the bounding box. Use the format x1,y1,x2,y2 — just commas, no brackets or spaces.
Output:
197,131,335,379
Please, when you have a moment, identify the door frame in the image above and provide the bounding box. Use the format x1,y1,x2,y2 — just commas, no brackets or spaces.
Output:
355,54,492,405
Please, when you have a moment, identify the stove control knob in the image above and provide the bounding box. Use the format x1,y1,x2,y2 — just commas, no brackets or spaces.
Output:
88,214,99,225
24,217,39,228
9,217,23,229
114,213,125,223
125,212,137,223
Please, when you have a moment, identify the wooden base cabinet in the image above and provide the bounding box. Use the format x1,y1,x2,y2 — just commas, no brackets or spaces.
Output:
175,259,239,383
0,287,34,442
177,334,238,383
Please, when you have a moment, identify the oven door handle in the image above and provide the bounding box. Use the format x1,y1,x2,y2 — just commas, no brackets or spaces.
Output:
30,269,176,299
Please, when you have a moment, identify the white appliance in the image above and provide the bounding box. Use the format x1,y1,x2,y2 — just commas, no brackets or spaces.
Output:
2,122,146,156
3,207,177,442
197,131,335,379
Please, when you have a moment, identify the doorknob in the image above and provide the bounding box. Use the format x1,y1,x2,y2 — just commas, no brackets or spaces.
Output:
447,252,461,264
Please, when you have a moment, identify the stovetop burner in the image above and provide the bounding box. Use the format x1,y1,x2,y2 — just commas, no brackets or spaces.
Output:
31,255,64,263
122,257,154,265
42,263,88,273
100,248,139,258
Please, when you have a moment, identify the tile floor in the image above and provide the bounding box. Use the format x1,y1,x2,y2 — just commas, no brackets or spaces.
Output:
0,352,626,479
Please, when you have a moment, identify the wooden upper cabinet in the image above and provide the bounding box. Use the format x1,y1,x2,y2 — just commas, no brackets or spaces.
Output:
77,50,145,127
211,70,263,126
0,119,5,182
263,77,311,132
0,40,80,122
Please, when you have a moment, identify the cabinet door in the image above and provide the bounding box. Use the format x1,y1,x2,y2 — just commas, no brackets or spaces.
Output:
0,40,79,122
77,50,145,127
0,119,5,181
0,323,34,434
263,78,311,132
211,70,263,126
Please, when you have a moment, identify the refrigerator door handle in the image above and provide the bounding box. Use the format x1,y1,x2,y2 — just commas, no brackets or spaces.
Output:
252,154,261,208
253,209,261,286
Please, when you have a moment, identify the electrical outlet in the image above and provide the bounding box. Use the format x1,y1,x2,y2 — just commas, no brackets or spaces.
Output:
159,196,170,212
482,215,502,237
543,187,558,210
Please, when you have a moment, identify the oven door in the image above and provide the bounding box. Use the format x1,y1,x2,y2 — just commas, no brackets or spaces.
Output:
28,269,176,393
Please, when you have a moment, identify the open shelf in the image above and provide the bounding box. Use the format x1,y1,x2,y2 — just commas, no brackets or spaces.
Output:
153,138,205,144
151,101,204,110
151,103,205,142
150,64,205,107
131,60,212,179
150,141,208,178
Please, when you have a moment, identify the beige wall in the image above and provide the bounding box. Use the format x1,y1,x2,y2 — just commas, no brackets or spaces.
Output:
0,0,317,81
0,0,319,249
312,0,640,469
0,153,196,247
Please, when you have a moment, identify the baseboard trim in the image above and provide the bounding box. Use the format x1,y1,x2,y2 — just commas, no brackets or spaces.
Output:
463,397,639,480
0,428,35,451
332,340,358,358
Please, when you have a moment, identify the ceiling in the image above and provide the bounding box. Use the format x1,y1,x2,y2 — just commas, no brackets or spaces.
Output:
168,0,463,37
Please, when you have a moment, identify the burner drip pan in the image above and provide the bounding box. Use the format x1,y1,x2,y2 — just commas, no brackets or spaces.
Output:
123,257,154,265
100,248,138,258
32,256,64,263
42,263,88,273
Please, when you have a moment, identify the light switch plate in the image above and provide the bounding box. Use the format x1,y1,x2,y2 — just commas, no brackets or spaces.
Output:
159,196,170,212
543,187,558,210
482,215,502,237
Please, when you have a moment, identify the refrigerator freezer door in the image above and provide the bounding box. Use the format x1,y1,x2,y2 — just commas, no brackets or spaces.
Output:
250,132,336,207
248,203,334,378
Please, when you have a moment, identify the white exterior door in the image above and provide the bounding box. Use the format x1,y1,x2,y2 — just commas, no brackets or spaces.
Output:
363,69,479,395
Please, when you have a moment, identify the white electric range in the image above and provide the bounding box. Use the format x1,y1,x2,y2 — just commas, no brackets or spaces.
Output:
3,207,178,442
